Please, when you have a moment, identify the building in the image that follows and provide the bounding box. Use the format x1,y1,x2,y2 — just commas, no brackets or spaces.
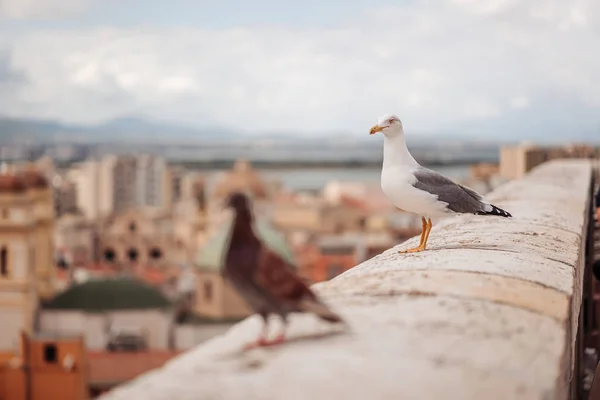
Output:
112,155,138,213
20,169,56,301
73,155,172,220
137,154,169,208
0,166,57,351
97,208,187,266
499,143,549,180
73,156,116,220
0,332,88,400
55,214,96,267
0,172,39,351
86,350,179,397
54,197,209,284
207,160,272,234
500,143,600,180
0,332,179,400
40,277,174,351
53,177,79,217
296,232,395,283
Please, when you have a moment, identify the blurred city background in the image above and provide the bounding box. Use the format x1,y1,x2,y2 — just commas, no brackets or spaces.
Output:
0,0,599,398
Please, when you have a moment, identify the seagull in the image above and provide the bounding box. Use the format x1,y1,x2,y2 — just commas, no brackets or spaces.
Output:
370,115,512,253
223,192,345,349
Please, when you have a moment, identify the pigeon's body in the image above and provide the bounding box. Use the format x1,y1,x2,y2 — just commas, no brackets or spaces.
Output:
223,192,344,348
370,115,512,253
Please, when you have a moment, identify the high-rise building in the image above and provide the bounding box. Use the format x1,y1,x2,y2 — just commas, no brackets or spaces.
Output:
136,154,167,209
112,155,138,213
73,155,171,219
73,156,115,220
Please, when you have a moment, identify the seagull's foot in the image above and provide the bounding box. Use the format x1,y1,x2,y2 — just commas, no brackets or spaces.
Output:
399,245,426,254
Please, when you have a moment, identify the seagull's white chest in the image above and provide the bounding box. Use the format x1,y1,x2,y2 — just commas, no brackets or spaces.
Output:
381,165,448,217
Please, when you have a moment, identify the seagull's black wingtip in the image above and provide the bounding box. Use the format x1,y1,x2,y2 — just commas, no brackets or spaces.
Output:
477,204,512,218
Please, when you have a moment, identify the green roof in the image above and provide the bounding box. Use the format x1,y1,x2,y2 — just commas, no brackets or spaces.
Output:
195,218,295,272
178,312,244,326
43,277,172,312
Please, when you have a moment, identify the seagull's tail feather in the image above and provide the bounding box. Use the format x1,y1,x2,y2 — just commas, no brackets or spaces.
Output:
478,203,512,218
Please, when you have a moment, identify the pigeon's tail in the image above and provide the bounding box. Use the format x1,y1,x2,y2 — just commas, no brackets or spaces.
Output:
478,203,512,218
299,297,345,324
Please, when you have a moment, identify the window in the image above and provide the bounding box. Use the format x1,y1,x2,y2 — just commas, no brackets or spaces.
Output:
204,280,213,302
358,217,367,230
44,344,58,363
127,248,139,262
0,246,7,277
104,248,116,263
1,209,8,219
149,248,162,260
129,222,137,233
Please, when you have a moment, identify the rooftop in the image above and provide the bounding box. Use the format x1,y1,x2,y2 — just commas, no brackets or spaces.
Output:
44,277,172,312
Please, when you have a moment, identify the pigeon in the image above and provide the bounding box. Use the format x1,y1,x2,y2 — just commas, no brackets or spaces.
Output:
223,192,345,349
370,114,512,253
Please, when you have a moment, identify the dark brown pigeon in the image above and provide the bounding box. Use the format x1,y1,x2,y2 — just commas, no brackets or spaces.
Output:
223,192,345,349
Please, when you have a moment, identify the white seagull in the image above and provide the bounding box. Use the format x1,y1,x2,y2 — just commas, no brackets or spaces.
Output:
370,114,512,253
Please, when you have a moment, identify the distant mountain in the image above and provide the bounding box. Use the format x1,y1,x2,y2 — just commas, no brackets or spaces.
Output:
0,115,240,143
0,117,73,141
1,114,597,146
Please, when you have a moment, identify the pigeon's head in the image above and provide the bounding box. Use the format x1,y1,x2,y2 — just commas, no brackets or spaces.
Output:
226,191,251,212
369,114,403,138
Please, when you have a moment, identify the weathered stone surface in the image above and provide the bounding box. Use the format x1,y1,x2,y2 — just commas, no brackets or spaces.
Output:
99,160,593,400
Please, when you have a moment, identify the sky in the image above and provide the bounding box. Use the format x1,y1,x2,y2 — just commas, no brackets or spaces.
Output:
0,0,599,137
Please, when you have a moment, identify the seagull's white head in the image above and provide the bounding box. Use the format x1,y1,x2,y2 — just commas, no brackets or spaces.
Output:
369,114,403,138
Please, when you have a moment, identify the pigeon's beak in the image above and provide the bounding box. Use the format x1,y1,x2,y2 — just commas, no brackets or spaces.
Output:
369,124,384,135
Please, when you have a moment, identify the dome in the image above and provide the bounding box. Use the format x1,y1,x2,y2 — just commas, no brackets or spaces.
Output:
195,218,295,272
212,160,269,199
0,174,27,193
18,169,49,189
43,277,172,312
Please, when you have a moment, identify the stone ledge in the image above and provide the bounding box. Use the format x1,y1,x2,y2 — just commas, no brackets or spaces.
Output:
99,159,594,400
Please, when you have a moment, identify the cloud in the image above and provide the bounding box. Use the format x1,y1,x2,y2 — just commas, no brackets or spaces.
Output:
0,0,89,19
0,50,26,84
2,0,600,136
509,96,530,110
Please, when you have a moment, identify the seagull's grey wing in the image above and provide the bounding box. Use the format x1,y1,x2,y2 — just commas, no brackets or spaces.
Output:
412,167,487,214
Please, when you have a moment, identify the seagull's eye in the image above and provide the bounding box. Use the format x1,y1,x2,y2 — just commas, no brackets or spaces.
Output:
388,118,396,123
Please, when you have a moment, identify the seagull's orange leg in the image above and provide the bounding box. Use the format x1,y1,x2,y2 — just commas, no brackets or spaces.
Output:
422,218,433,248
399,216,428,253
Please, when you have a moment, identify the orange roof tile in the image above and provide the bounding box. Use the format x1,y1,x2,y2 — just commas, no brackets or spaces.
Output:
55,269,70,281
338,194,368,212
136,269,167,286
87,351,180,386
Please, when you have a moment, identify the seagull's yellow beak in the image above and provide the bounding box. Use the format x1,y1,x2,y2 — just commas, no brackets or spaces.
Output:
369,124,384,135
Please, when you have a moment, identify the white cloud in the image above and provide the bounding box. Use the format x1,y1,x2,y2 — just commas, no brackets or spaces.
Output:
1,0,600,136
509,96,530,109
0,0,88,18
